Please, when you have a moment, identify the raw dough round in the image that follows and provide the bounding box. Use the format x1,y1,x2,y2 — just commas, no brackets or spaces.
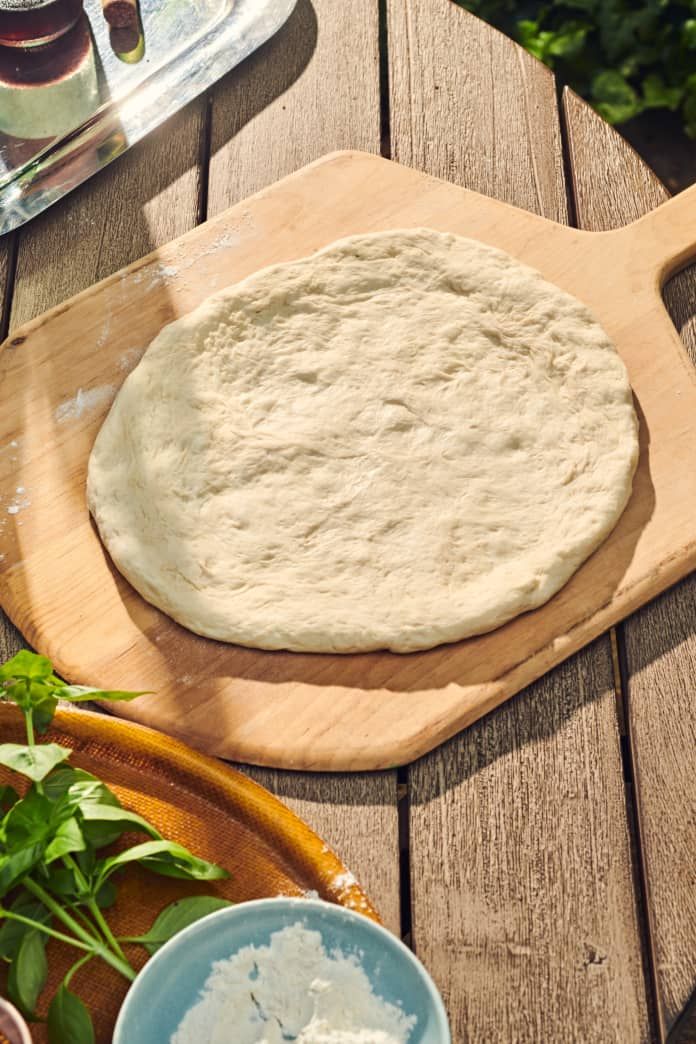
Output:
87,229,638,653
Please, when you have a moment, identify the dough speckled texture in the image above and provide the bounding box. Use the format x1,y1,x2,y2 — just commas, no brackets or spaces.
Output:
87,229,639,653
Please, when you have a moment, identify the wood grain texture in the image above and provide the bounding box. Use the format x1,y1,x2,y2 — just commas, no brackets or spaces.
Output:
2,151,696,778
387,0,566,220
563,86,696,1040
387,6,650,1040
410,646,649,1042
242,767,401,936
207,0,380,216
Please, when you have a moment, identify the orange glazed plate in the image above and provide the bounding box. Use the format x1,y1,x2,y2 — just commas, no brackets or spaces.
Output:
0,703,378,1044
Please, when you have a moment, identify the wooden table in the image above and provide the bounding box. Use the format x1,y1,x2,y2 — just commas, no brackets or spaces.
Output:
1,3,694,1041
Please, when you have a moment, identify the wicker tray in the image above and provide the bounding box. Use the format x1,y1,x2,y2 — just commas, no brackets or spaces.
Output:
0,703,377,1042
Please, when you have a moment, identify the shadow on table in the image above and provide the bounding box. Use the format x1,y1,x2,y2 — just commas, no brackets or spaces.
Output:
210,0,319,168
404,630,620,800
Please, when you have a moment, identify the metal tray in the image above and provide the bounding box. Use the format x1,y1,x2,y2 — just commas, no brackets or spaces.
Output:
0,0,296,234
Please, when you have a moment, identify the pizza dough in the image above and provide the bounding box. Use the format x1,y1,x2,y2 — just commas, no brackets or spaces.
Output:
87,229,638,653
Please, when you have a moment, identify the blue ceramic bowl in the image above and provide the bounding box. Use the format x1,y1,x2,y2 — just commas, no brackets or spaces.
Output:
113,897,450,1043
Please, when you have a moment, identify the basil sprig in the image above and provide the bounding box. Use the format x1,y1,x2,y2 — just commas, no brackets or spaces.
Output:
0,651,231,1043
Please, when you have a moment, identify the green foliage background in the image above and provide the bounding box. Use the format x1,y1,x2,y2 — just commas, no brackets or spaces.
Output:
455,1,696,136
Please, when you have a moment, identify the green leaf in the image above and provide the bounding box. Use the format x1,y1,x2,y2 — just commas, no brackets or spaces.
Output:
683,19,696,48
8,929,48,1019
0,742,70,782
3,789,55,846
94,879,117,909
30,689,59,734
97,840,228,887
44,767,120,809
80,803,160,835
0,789,75,891
42,865,82,900
56,685,148,704
548,22,589,59
0,651,52,682
642,73,683,110
133,896,233,955
517,20,556,62
592,70,642,123
0,844,45,897
44,817,85,865
0,784,19,812
0,892,52,960
48,984,95,1044
79,803,161,850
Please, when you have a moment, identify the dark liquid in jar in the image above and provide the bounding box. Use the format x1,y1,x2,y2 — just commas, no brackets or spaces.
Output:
0,0,83,47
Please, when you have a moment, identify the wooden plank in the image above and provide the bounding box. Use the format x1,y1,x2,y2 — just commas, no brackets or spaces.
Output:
387,0,565,217
564,86,696,1040
387,4,650,1039
0,102,207,666
242,767,401,936
205,0,400,923
409,648,650,1042
207,0,380,214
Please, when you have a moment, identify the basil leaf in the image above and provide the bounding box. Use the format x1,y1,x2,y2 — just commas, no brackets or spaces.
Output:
44,767,120,810
94,879,117,909
0,892,52,960
135,896,232,955
80,804,160,838
0,784,19,812
0,742,70,782
97,840,228,886
0,651,52,682
44,816,86,865
43,864,82,900
8,929,47,1019
48,984,95,1044
0,844,45,897
76,846,96,878
56,685,148,703
3,790,55,845
31,690,59,734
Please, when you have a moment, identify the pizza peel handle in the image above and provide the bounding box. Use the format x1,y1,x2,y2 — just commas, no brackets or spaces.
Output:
621,179,696,288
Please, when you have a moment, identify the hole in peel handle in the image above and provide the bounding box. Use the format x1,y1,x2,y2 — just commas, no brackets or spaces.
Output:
627,180,696,287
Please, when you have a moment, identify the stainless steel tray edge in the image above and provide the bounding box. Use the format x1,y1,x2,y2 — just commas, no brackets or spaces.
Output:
0,0,297,235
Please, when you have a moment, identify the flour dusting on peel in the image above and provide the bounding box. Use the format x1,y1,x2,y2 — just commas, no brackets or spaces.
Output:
55,385,114,423
171,923,416,1044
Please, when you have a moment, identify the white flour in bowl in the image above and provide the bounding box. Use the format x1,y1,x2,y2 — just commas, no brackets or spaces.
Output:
170,922,416,1044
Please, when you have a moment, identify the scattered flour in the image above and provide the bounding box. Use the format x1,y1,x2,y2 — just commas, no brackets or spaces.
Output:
171,923,416,1044
119,347,144,372
96,314,112,348
55,385,114,423
147,263,179,288
6,488,30,515
333,873,358,893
